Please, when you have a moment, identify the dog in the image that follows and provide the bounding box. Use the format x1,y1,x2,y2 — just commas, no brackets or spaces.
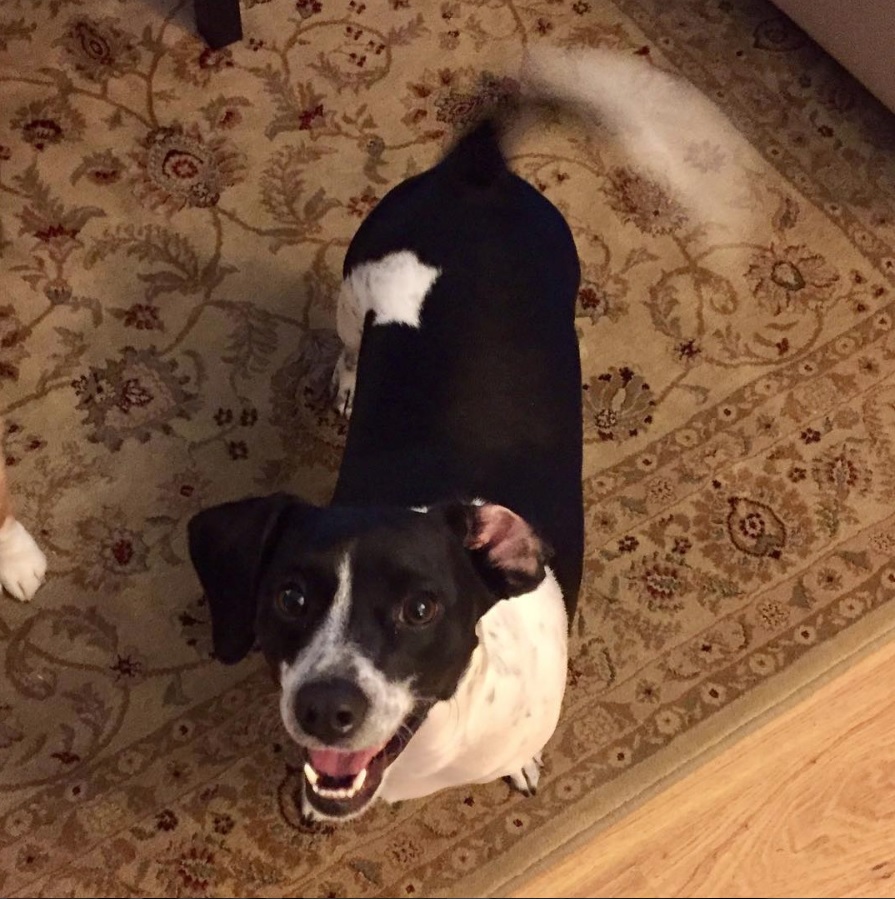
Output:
188,106,583,820
0,432,47,602
187,48,731,821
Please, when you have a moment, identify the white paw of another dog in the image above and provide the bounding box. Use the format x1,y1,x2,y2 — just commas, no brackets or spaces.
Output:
331,348,358,419
506,752,544,797
0,519,47,602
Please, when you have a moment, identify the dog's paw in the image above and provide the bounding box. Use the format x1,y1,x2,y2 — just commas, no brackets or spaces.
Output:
331,348,358,419
506,753,544,797
0,519,47,602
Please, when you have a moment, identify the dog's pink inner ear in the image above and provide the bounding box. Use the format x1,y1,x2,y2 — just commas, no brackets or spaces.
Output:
466,504,545,579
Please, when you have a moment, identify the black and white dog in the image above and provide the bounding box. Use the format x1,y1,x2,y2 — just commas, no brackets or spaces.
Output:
188,113,583,820
187,49,723,821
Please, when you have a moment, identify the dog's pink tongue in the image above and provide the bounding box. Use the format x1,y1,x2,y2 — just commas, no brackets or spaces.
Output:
308,747,381,778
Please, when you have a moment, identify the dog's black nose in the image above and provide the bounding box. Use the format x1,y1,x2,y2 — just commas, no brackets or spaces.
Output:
294,679,369,742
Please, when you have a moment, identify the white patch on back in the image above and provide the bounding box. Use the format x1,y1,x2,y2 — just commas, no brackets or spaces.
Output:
378,567,568,802
331,250,441,417
348,250,441,328
279,551,415,752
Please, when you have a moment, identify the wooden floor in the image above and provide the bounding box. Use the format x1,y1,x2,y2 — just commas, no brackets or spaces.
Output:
511,638,895,898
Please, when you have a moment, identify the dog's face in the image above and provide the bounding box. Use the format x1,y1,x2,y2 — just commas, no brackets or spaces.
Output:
187,494,550,820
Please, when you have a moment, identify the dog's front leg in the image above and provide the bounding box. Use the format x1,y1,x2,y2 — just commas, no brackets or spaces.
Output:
505,752,544,797
0,517,47,601
0,461,47,602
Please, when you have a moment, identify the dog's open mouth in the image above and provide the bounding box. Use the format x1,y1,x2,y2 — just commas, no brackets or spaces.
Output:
301,705,430,819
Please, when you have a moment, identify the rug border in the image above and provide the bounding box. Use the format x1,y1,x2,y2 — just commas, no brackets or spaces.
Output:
447,602,895,897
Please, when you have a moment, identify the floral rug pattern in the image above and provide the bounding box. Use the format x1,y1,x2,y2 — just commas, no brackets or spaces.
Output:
2,0,895,895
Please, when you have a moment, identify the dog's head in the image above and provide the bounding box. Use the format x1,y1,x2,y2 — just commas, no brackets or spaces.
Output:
187,494,551,820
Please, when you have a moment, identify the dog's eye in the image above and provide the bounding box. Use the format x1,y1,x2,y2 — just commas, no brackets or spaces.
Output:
276,586,307,619
398,595,440,627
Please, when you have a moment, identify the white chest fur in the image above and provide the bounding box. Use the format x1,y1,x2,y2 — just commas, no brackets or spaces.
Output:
379,568,568,803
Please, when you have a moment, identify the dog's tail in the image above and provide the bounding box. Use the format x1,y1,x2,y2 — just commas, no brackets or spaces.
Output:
522,47,744,220
446,46,746,226
440,116,510,188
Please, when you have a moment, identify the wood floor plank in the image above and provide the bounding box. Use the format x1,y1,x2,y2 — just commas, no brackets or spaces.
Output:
512,639,895,898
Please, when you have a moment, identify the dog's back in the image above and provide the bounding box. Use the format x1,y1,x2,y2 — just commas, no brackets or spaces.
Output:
332,119,584,613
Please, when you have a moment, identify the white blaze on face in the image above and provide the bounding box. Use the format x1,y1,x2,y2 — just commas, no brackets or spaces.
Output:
278,550,415,754
279,553,352,741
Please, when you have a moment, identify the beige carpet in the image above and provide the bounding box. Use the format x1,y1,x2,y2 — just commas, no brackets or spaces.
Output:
2,0,895,895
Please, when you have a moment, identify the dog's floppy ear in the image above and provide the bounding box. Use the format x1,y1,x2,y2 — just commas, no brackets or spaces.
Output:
444,502,553,600
187,493,294,664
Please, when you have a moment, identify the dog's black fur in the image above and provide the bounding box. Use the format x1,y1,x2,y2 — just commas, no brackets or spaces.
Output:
334,119,584,610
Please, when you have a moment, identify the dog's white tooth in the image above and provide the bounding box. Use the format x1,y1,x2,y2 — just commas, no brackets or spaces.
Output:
305,768,367,801
315,785,343,799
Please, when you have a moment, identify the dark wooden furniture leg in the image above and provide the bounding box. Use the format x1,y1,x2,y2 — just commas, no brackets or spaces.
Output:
195,0,243,50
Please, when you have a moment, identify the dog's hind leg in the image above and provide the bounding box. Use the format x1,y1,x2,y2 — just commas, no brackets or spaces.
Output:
505,752,544,797
331,277,363,418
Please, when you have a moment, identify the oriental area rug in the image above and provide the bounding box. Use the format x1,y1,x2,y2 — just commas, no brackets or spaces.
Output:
2,0,895,895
